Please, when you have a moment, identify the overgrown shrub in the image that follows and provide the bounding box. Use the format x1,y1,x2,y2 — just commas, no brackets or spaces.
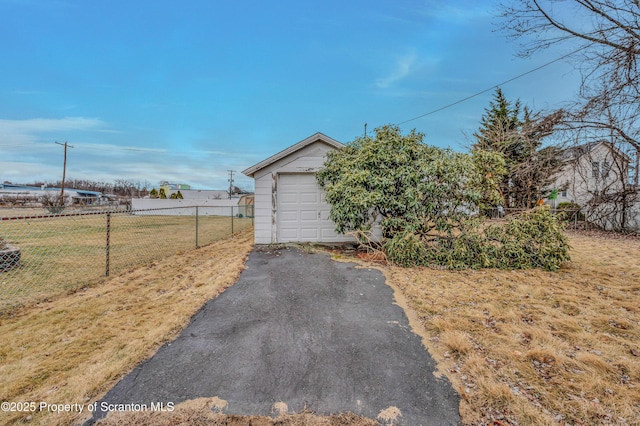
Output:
383,231,427,267
494,206,570,271
317,124,505,241
40,193,67,214
318,125,570,271
381,208,570,271
426,232,495,270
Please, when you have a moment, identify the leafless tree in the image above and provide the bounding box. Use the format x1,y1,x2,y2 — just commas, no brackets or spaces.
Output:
500,0,640,99
499,0,640,151
499,0,640,229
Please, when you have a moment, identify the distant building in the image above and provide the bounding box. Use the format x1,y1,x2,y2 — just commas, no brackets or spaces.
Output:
172,189,231,199
159,182,191,195
546,141,640,231
547,141,632,206
0,183,105,206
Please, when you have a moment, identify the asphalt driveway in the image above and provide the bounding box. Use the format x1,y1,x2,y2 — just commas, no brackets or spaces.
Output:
86,246,460,425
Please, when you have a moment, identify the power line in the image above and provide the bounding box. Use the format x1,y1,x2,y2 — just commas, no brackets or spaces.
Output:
395,48,582,126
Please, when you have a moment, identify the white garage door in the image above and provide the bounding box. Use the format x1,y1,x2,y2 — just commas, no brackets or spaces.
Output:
277,173,350,243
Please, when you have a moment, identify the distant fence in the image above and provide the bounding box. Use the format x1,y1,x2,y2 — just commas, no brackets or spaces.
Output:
485,207,640,232
0,206,253,312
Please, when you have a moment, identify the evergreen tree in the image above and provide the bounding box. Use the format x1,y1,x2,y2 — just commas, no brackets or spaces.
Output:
473,88,561,209
474,87,522,153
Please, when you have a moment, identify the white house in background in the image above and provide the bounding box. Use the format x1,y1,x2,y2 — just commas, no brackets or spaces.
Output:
547,140,632,206
242,132,355,244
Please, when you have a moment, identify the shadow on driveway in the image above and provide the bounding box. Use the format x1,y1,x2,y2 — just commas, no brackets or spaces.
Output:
86,247,460,425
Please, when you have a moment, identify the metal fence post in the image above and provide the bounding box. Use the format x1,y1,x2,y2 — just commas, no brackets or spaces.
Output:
195,206,199,248
231,206,234,235
105,212,111,277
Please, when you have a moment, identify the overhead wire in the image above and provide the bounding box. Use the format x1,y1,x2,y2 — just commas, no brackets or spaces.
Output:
394,47,582,126
2,49,583,153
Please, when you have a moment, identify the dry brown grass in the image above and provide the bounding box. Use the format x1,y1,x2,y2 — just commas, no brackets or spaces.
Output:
0,212,253,311
0,229,254,426
346,230,640,425
3,227,639,426
95,397,379,426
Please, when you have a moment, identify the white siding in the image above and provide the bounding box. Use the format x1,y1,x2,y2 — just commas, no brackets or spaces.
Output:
253,173,273,244
549,142,629,206
253,143,335,180
247,139,354,244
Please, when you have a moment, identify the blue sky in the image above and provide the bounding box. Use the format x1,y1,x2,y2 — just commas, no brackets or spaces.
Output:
0,0,581,191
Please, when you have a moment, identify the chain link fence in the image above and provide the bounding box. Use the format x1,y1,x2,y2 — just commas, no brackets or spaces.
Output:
485,207,583,228
0,206,253,312
485,206,640,232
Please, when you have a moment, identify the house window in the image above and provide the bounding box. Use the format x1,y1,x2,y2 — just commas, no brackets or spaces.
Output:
561,190,567,197
602,161,611,178
592,161,599,178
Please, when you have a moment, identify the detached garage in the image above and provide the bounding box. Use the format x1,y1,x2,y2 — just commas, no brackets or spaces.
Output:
242,132,354,244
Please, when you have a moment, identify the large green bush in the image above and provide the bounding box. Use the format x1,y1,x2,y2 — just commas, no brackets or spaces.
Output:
317,125,505,240
487,206,571,271
383,231,428,267
403,207,570,271
317,125,570,271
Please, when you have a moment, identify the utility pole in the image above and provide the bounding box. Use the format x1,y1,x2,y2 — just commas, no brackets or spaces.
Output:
228,170,235,199
55,141,73,201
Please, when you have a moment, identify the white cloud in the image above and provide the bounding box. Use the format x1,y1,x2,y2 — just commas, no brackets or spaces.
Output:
0,117,259,189
73,143,166,155
0,117,113,153
0,161,60,181
376,53,417,89
0,117,107,134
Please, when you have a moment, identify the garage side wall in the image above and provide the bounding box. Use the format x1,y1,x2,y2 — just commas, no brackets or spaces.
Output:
253,173,274,244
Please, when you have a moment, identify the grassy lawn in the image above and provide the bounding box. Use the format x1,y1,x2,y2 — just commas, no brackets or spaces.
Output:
1,228,638,425
353,230,639,425
0,213,253,311
0,229,254,426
